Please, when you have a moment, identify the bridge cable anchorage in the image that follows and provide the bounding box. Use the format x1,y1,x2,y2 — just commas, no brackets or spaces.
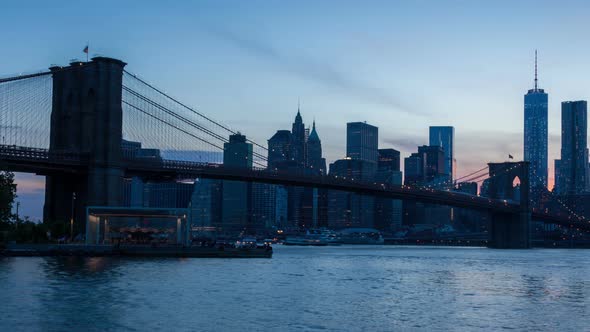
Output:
122,86,268,163
122,70,268,153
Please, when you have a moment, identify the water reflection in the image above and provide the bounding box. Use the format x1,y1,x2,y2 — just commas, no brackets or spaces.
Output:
0,247,589,331
36,257,126,331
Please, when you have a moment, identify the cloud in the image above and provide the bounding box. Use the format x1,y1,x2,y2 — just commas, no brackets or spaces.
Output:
14,173,45,194
381,136,425,153
206,27,425,116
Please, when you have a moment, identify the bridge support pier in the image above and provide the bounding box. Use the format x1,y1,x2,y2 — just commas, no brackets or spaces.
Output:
43,174,88,230
487,162,531,249
489,211,531,249
43,57,126,234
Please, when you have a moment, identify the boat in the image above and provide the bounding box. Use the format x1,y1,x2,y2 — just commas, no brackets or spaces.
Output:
283,236,328,246
338,228,384,244
283,229,341,246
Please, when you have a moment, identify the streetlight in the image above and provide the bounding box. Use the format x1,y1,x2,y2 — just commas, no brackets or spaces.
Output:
70,192,76,242
15,201,20,223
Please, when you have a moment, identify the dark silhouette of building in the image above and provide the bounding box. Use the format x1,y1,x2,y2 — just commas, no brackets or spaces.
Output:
429,126,455,181
306,121,326,174
403,144,450,228
291,106,306,167
457,182,478,195
375,149,402,231
377,148,400,172
418,145,447,184
346,122,378,163
221,133,253,233
404,152,426,186
327,121,380,229
268,130,293,170
328,158,377,228
555,101,589,195
404,145,446,186
524,51,548,190
264,107,326,230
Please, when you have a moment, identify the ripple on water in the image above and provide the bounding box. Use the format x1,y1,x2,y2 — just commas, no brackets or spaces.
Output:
0,246,589,331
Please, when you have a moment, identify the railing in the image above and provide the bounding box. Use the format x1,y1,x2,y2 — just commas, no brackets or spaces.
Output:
2,144,577,224
124,156,521,213
0,144,85,163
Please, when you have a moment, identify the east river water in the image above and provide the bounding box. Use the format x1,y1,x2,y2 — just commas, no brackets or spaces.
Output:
1,246,589,331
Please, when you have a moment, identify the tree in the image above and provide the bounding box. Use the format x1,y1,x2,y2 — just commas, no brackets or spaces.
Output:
0,171,17,224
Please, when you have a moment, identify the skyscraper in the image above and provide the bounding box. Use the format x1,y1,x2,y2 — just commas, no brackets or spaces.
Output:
418,145,446,185
524,51,548,189
555,101,589,195
266,106,327,230
346,122,378,164
429,126,455,180
291,105,306,167
268,130,293,170
375,149,403,231
404,152,426,186
328,158,377,228
328,121,379,229
377,148,400,173
306,121,327,174
221,133,253,232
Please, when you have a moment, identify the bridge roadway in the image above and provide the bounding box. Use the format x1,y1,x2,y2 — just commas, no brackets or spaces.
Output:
0,144,582,227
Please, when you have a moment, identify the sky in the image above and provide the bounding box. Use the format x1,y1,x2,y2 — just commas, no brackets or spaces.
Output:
3,0,590,220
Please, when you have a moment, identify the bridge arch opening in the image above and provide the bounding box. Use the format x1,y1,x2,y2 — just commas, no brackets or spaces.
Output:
512,176,521,188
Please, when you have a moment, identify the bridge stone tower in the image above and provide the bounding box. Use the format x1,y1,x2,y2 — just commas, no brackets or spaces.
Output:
487,161,531,249
44,57,126,229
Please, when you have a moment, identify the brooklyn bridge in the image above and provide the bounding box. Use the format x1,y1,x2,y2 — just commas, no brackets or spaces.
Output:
0,57,585,248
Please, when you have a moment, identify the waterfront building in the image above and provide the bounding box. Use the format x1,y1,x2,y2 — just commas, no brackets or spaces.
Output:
221,133,253,233
555,101,589,195
524,51,549,189
429,126,455,181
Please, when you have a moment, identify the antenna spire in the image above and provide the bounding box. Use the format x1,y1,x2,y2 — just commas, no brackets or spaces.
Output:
534,49,538,90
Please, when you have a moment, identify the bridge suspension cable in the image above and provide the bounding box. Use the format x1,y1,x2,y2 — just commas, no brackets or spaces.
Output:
122,70,269,153
122,86,268,163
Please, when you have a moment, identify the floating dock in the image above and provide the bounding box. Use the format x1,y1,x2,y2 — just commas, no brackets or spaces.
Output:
1,244,273,258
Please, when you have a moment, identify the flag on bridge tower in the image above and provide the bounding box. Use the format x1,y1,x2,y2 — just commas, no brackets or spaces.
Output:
83,44,89,62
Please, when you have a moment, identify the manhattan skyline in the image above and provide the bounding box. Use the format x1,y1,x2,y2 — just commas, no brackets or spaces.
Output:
4,0,590,219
